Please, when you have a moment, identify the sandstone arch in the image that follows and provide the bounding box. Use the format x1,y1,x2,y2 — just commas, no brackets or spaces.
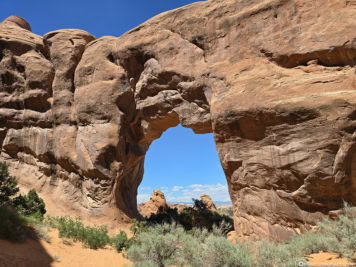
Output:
1,0,356,241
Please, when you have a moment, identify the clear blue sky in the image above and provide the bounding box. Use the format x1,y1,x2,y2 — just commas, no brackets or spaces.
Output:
1,0,202,37
1,0,230,204
140,125,229,203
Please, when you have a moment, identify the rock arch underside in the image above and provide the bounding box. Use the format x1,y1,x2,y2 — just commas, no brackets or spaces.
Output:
1,0,356,241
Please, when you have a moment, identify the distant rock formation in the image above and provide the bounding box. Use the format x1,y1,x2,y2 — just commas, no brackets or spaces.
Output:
138,190,168,218
200,194,217,212
1,0,356,241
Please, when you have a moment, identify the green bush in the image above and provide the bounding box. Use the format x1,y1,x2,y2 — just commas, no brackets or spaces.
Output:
0,205,29,242
127,223,255,267
47,216,111,249
128,205,356,266
127,224,185,267
318,204,356,260
0,162,19,205
0,162,48,242
146,198,234,235
13,189,46,220
111,230,128,252
202,235,254,267
130,219,148,236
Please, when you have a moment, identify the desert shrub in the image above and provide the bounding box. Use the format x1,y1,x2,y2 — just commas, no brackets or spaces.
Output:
254,232,339,267
255,240,284,267
130,219,148,236
146,206,181,225
201,235,254,267
318,204,356,260
175,233,204,267
33,224,51,243
0,205,29,241
111,230,128,252
127,223,255,267
147,199,234,235
83,224,111,249
284,231,339,257
127,223,185,267
47,216,111,249
128,204,356,266
0,162,48,242
13,189,46,220
0,162,19,205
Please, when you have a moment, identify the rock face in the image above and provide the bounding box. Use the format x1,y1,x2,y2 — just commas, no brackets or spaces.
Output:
1,0,356,241
138,189,168,218
200,194,217,212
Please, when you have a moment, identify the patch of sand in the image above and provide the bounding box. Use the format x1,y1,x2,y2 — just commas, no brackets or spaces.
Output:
0,229,132,267
307,252,355,267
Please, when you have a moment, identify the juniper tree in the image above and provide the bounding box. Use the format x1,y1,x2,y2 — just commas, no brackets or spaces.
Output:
0,162,19,206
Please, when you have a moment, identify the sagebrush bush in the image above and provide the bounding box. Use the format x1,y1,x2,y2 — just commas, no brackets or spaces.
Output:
128,205,356,266
127,224,185,267
318,204,356,260
127,223,255,267
202,235,254,267
254,232,339,267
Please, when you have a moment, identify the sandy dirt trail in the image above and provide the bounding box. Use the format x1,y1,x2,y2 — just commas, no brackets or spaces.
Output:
0,229,132,267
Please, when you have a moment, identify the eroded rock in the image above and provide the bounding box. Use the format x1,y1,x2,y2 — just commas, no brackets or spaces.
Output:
1,0,356,241
138,189,168,218
200,194,217,212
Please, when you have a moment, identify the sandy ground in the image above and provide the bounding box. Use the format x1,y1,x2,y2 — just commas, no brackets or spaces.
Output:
18,185,132,238
0,229,132,267
3,186,353,266
1,233,354,267
0,229,355,267
307,252,355,267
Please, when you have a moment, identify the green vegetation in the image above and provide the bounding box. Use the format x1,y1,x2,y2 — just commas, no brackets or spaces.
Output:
111,230,128,252
0,205,29,241
13,189,46,219
1,159,355,266
45,216,111,249
127,204,356,266
127,223,254,267
146,199,234,235
0,162,19,205
43,216,147,251
0,161,48,242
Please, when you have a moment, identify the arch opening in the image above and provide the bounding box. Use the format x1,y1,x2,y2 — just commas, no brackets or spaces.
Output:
136,124,231,213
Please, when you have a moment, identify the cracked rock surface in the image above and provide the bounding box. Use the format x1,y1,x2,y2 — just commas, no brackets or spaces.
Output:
1,0,356,241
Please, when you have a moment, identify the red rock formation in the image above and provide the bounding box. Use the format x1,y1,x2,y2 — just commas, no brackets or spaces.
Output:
1,0,356,241
138,189,168,218
200,194,217,212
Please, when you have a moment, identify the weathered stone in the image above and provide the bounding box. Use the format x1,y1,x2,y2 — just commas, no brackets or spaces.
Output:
1,0,356,242
200,194,217,212
2,15,31,32
138,189,168,218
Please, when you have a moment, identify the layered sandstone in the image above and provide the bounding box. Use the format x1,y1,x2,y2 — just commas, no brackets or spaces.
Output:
1,0,356,241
